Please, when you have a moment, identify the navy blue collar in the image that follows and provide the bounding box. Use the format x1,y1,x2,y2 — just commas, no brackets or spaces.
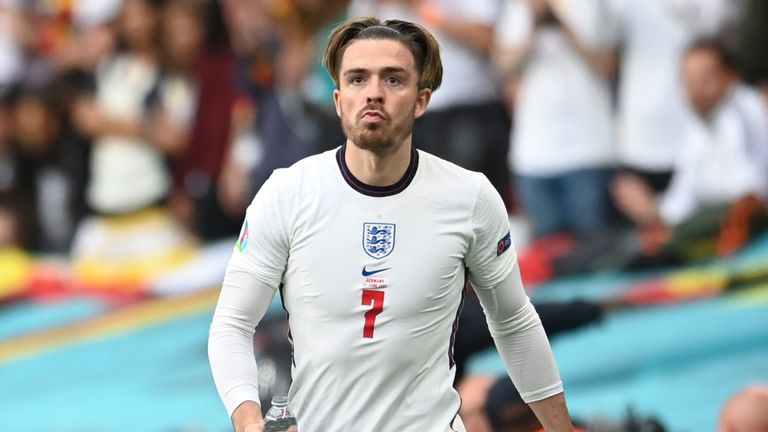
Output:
336,144,419,197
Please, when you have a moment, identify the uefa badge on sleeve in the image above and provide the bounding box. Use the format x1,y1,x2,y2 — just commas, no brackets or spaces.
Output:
363,222,396,259
496,231,511,256
236,220,250,252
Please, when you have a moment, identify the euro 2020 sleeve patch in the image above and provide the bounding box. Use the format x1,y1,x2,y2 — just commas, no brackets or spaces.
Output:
235,220,249,252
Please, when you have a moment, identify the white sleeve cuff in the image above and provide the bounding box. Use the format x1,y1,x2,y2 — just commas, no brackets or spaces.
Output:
223,384,262,417
519,381,564,403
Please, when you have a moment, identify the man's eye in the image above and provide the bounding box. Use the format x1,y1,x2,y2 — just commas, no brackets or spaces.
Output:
386,77,400,85
351,76,364,85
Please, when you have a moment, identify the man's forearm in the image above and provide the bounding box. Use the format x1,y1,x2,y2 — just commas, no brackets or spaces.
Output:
493,37,536,77
559,23,617,78
208,270,276,419
529,392,573,432
473,267,565,401
434,19,494,56
415,3,494,55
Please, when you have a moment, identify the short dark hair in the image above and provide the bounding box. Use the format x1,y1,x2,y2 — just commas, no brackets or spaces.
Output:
686,38,738,72
322,17,443,92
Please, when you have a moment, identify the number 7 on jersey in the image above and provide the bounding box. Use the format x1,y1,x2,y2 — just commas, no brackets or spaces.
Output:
362,289,385,338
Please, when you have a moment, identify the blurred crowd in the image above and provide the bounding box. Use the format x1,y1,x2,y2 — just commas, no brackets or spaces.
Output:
0,0,766,267
0,0,349,257
2,0,768,430
0,0,764,256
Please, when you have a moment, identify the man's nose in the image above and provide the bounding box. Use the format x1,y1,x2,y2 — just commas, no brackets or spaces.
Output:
366,80,384,104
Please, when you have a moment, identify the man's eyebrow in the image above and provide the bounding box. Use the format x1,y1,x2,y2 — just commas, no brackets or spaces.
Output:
342,66,408,76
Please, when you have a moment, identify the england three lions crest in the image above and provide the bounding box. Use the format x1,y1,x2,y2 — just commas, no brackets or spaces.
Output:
363,223,396,259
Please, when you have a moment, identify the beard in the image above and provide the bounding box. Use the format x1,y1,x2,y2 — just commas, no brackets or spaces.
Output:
341,107,414,152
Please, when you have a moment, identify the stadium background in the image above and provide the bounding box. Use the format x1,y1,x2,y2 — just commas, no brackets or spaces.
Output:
1,0,767,431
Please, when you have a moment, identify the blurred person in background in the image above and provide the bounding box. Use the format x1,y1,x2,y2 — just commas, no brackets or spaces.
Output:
218,0,349,203
348,0,512,204
69,0,195,270
7,81,89,253
616,39,768,260
0,91,28,249
611,0,743,223
483,377,588,432
457,375,496,432
719,385,768,432
494,0,618,240
159,0,245,241
480,376,666,432
71,0,178,217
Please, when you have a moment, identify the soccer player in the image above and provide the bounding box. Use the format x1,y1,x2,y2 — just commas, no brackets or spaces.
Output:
208,17,573,432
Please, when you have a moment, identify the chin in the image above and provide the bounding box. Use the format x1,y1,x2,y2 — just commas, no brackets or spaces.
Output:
351,138,396,151
350,129,396,151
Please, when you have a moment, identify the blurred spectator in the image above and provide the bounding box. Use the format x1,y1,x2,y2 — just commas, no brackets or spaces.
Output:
69,0,196,265
7,81,89,253
482,376,666,432
164,0,246,241
615,39,768,235
457,375,495,432
495,0,618,239
484,377,556,432
349,0,512,204
0,0,121,81
718,385,768,432
597,39,768,270
610,0,743,224
611,1,705,195
71,0,181,217
550,39,768,274
220,0,349,200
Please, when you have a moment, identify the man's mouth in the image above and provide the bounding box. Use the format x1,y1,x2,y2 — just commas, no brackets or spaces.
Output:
362,110,384,119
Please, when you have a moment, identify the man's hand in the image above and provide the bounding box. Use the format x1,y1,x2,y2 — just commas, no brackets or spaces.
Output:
232,400,265,432
611,173,661,227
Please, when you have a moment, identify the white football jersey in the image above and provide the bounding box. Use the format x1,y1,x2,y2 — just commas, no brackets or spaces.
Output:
228,146,516,431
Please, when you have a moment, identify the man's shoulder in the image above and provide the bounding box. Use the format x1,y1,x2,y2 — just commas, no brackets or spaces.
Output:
416,150,495,206
731,85,768,121
418,150,486,186
267,148,338,186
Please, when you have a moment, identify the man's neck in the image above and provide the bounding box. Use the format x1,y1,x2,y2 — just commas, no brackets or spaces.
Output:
344,138,413,187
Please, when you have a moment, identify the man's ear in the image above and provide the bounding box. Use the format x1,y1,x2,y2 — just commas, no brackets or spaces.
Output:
414,87,432,119
333,88,342,117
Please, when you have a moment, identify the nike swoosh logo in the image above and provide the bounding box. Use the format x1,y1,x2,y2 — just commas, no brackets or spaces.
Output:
362,266,391,277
